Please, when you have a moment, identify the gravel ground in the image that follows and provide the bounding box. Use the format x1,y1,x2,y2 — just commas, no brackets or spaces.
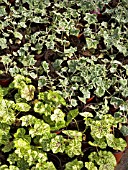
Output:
115,149,128,170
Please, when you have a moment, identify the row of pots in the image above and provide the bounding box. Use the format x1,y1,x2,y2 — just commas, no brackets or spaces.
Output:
1,74,128,167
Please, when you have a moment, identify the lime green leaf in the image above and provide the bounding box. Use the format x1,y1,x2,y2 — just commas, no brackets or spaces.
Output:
50,135,65,153
62,130,82,140
65,159,83,170
15,103,31,112
65,139,82,158
85,162,98,170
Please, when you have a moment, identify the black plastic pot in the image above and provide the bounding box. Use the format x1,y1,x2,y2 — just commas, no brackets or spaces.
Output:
0,74,12,87
47,152,62,170
82,141,90,153
0,62,5,71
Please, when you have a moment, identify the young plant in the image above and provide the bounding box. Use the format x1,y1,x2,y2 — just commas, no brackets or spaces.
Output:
80,112,126,151
85,150,116,170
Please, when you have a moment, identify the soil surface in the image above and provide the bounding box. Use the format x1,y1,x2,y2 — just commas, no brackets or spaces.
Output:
115,149,128,170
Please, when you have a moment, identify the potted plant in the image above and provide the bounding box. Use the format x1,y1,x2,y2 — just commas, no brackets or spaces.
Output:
80,112,127,164
85,150,117,170
81,113,126,145
106,134,126,164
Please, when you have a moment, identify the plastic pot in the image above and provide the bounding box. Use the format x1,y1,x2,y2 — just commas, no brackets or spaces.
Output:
0,63,5,71
47,152,62,169
113,150,123,164
0,74,12,87
82,141,90,153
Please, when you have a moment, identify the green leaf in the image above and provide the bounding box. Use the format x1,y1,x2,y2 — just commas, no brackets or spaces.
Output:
42,61,49,72
79,112,93,118
110,97,124,108
39,133,55,152
13,75,31,88
38,76,47,88
39,91,66,106
88,151,116,168
84,13,97,24
62,130,82,141
122,87,128,97
106,134,126,151
51,109,65,123
0,165,20,170
14,138,30,150
78,97,86,104
71,76,82,82
0,38,7,49
0,99,16,125
95,86,105,97
66,109,79,125
116,44,127,56
0,6,7,17
20,115,37,127
29,120,50,137
35,161,56,170
9,165,20,170
17,158,29,170
89,138,107,149
50,135,65,153
47,91,66,106
21,85,35,101
0,86,3,102
65,139,82,158
14,32,23,40
119,79,127,87
85,162,98,170
64,47,77,58
0,129,11,146
53,59,63,70
120,125,128,136
65,159,83,170
34,101,51,116
34,101,45,114
67,60,77,72
78,88,90,103
1,55,12,65
123,65,128,76
2,141,14,153
86,38,98,49
15,103,31,112
14,128,26,138
19,55,36,67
